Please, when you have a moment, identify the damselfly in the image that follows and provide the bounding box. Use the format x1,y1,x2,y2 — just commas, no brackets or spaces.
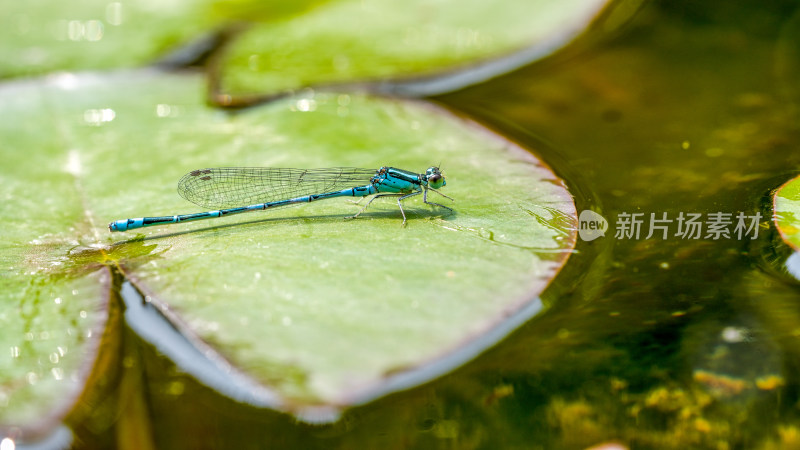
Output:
108,166,453,232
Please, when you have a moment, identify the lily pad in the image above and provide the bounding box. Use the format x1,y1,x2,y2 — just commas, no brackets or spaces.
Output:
0,0,213,77
0,0,332,78
0,69,576,422
0,271,109,437
0,77,113,436
774,174,800,280
212,0,609,104
774,175,800,252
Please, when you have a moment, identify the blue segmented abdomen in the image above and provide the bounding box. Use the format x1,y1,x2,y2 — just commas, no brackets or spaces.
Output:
108,185,378,231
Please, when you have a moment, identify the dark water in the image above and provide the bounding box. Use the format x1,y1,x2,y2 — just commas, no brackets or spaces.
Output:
68,1,800,449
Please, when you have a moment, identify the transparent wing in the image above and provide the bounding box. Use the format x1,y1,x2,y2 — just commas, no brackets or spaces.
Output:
177,167,378,209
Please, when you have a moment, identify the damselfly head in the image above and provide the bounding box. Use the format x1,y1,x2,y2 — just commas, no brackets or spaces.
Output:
425,166,446,189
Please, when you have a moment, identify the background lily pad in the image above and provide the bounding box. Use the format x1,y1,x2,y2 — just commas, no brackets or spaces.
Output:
773,174,800,281
212,0,610,103
0,69,576,424
0,0,330,78
774,174,800,252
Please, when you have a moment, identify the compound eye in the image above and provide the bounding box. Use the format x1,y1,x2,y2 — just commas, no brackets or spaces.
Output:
428,173,444,189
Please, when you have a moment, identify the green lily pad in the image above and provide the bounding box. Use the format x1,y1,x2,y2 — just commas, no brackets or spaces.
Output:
0,271,109,434
0,85,113,433
774,175,800,251
212,0,609,104
0,0,333,78
0,70,576,422
0,0,210,77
